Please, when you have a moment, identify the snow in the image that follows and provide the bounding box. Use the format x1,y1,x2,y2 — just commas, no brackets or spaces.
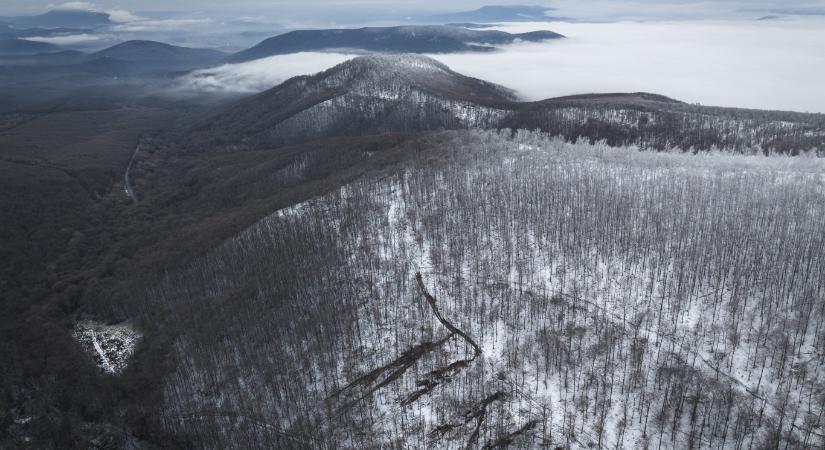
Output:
154,130,825,449
73,321,142,375
13,416,32,425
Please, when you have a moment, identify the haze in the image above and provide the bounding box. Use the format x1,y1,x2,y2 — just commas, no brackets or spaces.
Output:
3,1,825,19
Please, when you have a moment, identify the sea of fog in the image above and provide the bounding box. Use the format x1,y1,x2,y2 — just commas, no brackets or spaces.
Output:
179,18,825,113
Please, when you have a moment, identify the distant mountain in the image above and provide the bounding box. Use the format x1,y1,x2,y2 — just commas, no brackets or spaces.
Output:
188,55,825,154
0,38,61,55
444,23,497,29
0,9,112,29
90,40,226,69
0,49,86,66
427,5,561,23
226,25,564,63
0,26,91,40
530,92,684,105
742,7,825,17
0,40,226,86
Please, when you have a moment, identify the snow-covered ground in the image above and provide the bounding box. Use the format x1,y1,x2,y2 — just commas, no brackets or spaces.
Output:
154,130,825,449
73,321,142,375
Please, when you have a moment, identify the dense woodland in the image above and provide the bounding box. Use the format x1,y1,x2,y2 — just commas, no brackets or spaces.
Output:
508,101,825,154
142,130,825,449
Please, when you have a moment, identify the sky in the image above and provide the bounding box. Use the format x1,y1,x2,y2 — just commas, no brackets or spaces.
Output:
2,1,825,20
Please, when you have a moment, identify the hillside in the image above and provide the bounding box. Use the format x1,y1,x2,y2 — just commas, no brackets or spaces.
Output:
427,5,562,22
188,55,518,150
147,130,825,449
0,38,61,55
189,55,825,154
226,25,564,63
0,9,112,29
1,33,824,450
91,40,225,64
0,40,227,93
0,23,92,40
0,49,86,66
89,40,226,71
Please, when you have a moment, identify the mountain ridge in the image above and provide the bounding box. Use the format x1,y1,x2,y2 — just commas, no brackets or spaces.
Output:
0,9,112,29
189,55,518,149
186,54,825,154
227,25,564,63
89,40,226,67
427,5,562,23
0,38,62,55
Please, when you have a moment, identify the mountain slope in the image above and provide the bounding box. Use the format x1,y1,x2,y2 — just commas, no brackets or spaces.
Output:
0,49,86,66
0,10,112,29
89,40,226,70
0,38,61,55
0,40,226,87
427,4,562,22
186,55,825,154
147,129,825,449
188,55,518,150
0,23,91,40
227,25,564,63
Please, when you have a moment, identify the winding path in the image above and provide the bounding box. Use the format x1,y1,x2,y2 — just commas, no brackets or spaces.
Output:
123,143,141,202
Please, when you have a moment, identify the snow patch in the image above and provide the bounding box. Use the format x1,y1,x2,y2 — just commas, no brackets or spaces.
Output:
73,321,142,374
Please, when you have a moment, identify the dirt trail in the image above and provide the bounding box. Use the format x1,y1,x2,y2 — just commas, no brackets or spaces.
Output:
123,143,140,202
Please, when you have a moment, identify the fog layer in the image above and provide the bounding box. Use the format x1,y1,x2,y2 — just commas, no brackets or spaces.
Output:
179,52,357,94
437,19,825,113
178,18,825,113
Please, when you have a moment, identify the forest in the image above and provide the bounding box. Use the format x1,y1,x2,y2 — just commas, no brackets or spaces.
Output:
181,56,825,156
137,130,825,449
2,52,824,449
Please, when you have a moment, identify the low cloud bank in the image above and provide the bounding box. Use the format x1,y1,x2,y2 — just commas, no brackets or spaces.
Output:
23,33,105,45
436,19,825,113
177,52,357,94
176,18,825,113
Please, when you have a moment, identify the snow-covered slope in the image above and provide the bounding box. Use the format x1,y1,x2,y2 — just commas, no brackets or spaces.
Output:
185,55,825,155
151,130,825,449
186,55,519,151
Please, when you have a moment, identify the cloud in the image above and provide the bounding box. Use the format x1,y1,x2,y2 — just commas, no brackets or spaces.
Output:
48,2,212,29
48,1,145,22
104,9,144,23
111,18,213,32
430,18,825,113
50,1,94,10
22,33,105,45
176,52,357,94
173,18,825,114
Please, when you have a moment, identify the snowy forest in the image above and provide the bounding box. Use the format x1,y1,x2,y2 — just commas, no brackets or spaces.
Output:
3,4,825,449
140,130,825,449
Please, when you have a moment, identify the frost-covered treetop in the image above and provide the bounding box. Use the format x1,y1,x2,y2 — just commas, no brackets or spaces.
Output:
349,54,453,73
304,54,518,103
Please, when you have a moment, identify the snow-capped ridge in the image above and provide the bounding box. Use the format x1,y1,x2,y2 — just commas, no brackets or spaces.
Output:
284,54,518,103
